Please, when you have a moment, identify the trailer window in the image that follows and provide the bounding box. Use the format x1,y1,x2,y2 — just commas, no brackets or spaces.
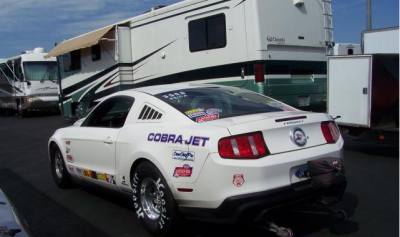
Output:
63,50,81,72
189,14,226,52
91,44,101,61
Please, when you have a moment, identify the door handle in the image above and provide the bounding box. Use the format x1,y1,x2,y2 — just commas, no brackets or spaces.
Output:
103,137,113,145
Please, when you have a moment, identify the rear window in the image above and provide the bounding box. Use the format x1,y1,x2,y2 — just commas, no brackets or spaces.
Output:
155,87,294,123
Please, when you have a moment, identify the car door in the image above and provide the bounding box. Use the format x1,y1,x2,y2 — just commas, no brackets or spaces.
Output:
70,96,134,188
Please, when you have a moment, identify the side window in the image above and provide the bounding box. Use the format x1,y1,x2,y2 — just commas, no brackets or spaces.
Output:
63,50,81,72
91,44,101,61
82,96,135,128
188,14,226,52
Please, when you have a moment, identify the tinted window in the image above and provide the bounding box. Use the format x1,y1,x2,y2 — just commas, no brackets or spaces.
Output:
63,50,81,72
155,87,294,123
82,96,134,128
91,44,101,61
189,14,226,52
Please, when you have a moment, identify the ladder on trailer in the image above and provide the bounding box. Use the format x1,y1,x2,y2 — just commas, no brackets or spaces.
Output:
322,0,334,55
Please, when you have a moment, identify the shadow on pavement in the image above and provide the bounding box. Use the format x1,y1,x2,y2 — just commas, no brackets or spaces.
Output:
0,168,110,237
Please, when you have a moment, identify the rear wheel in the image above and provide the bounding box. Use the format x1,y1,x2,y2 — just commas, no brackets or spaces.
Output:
50,145,72,188
132,162,180,237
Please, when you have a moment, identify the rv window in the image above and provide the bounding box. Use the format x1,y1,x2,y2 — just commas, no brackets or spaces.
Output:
189,14,226,52
63,50,81,72
91,44,101,61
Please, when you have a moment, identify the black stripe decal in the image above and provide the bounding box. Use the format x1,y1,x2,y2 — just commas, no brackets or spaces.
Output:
63,60,326,103
130,0,231,29
234,0,246,8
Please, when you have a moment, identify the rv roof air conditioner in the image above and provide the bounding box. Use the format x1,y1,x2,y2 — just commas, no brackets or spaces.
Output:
294,0,304,7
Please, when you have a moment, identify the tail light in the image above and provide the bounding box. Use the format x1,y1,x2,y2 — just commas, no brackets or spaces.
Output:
218,132,270,159
254,63,265,83
321,121,340,143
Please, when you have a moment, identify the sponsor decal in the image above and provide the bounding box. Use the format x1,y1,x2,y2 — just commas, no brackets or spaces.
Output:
121,175,129,186
76,167,83,175
233,174,245,187
80,168,116,184
173,151,195,162
162,92,188,100
66,155,74,163
68,165,74,172
196,114,219,123
66,147,70,154
283,120,304,126
65,141,71,145
173,164,193,178
206,108,222,115
185,108,206,118
292,128,307,147
97,172,107,181
148,133,210,147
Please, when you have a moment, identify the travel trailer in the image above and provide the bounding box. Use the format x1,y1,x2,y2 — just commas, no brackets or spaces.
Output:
46,0,334,119
0,48,59,116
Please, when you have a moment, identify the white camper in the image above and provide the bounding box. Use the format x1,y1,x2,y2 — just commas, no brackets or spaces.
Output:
362,27,399,54
46,0,334,119
0,48,59,116
333,43,362,55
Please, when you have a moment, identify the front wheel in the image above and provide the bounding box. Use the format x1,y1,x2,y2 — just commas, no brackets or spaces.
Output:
132,162,180,237
50,145,72,188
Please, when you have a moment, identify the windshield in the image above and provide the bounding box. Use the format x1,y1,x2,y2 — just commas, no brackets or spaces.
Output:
23,61,59,81
155,87,295,123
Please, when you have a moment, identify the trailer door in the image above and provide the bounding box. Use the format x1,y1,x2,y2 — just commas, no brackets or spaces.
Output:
328,56,372,127
117,27,134,85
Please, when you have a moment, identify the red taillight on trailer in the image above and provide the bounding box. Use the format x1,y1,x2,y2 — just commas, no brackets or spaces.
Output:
321,121,340,143
218,132,269,159
254,63,265,83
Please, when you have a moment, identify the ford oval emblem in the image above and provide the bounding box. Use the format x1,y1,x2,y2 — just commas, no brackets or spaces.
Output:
291,128,307,147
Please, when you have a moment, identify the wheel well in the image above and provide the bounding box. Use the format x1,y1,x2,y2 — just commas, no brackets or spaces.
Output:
130,158,151,182
48,141,58,159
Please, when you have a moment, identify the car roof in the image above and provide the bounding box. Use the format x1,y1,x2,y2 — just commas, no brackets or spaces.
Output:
127,83,223,96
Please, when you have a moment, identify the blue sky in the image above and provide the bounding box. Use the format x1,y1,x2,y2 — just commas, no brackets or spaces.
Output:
0,0,398,58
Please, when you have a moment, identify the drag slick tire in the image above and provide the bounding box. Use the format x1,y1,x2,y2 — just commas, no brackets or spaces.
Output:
50,145,72,188
132,161,180,237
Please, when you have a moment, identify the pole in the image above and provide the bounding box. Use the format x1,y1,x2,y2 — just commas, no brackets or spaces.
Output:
367,0,372,30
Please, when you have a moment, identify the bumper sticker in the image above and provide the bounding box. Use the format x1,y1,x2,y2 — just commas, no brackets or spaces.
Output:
233,174,245,187
173,164,193,178
173,151,195,162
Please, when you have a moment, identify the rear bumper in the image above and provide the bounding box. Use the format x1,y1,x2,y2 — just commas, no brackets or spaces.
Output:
180,180,317,223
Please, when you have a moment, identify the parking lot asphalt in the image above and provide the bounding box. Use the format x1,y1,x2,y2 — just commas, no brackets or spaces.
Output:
0,113,398,237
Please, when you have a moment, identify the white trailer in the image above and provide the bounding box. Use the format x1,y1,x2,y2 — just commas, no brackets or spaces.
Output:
0,48,59,116
333,43,362,55
362,27,399,54
46,0,334,119
328,54,399,136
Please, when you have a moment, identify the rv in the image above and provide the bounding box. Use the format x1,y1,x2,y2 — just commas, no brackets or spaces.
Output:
46,0,334,119
0,48,59,116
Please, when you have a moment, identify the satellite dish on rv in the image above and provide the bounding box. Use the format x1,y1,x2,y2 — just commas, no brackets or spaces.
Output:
33,47,46,53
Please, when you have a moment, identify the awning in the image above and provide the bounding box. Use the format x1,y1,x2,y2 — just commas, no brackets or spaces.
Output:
45,25,114,58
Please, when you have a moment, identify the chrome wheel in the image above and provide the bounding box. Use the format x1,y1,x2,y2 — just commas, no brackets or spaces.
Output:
54,151,64,179
140,177,162,220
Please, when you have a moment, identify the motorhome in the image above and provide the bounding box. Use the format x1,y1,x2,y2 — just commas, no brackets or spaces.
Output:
46,0,334,119
0,48,59,116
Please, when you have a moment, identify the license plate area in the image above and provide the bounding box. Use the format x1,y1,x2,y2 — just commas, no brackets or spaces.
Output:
290,164,310,184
